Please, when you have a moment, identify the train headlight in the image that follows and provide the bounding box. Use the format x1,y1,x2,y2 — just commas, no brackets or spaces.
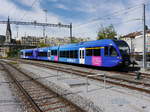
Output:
117,57,122,59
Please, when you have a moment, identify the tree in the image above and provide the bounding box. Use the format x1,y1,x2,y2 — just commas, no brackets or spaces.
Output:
7,49,20,58
38,42,50,47
71,37,80,43
97,24,117,40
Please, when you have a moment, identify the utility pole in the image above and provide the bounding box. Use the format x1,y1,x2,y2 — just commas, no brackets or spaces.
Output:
43,9,47,38
16,25,19,39
143,4,146,69
70,23,72,43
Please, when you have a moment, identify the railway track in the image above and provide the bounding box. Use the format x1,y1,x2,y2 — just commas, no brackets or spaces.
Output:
13,59,150,94
0,61,86,112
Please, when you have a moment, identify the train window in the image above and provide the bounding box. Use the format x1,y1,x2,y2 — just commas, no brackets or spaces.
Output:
61,51,65,57
66,51,69,58
104,47,109,56
25,52,33,56
63,51,65,58
51,50,53,55
55,50,57,56
51,50,57,56
63,51,65,57
74,50,78,58
60,51,62,57
70,51,73,58
93,49,101,56
110,46,118,56
38,52,47,57
86,49,92,56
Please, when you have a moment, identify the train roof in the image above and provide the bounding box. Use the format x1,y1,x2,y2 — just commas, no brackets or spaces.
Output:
59,39,118,48
20,49,33,52
37,47,50,52
50,46,59,50
20,39,127,51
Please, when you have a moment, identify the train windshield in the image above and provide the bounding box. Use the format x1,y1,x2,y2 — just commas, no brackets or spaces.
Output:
114,40,130,56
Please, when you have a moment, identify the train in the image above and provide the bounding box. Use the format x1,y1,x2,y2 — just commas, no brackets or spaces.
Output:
20,39,131,68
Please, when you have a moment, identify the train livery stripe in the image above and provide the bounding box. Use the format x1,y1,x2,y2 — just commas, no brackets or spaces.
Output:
86,47,104,49
54,56,58,61
92,56,102,66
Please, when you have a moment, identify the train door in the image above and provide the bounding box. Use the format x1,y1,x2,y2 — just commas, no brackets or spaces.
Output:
79,48,85,64
48,50,51,60
23,51,26,58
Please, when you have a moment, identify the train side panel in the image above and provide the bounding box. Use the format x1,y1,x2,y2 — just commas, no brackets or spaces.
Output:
36,47,50,61
59,44,79,64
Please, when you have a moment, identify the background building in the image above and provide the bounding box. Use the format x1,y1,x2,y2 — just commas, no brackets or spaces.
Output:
20,36,91,46
0,18,12,58
122,30,150,53
21,36,41,46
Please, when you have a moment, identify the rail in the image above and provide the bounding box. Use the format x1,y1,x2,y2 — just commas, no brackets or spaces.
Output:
0,60,103,112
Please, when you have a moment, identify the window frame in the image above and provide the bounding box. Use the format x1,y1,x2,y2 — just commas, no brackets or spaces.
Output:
37,52,47,57
86,47,101,56
109,46,118,57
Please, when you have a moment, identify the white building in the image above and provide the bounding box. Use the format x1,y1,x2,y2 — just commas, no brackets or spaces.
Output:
122,31,150,53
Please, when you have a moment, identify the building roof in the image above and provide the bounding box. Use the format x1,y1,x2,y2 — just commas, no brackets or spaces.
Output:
122,29,150,38
6,17,12,37
122,31,142,38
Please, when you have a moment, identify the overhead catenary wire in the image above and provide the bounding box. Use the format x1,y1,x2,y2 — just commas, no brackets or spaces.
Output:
74,4,143,29
73,3,146,37
20,0,39,21
78,1,150,29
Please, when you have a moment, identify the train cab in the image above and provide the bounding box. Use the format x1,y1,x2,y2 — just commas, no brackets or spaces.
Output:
113,40,130,66
78,39,130,67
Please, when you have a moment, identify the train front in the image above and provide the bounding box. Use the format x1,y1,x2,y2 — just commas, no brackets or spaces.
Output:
114,40,131,67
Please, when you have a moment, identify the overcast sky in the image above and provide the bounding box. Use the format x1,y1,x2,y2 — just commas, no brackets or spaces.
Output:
0,0,150,40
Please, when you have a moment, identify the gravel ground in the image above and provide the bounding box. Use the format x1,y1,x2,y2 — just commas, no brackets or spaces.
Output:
20,63,150,112
0,65,22,112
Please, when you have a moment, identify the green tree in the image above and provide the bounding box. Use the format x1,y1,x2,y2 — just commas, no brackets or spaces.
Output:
71,37,80,43
7,49,20,58
38,42,50,47
97,24,117,40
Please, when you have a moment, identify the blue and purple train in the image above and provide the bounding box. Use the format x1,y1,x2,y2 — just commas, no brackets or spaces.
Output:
20,39,130,68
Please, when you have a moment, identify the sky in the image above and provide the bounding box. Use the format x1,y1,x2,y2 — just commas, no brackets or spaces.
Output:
0,0,150,40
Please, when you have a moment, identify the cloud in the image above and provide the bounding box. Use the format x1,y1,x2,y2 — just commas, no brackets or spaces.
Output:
54,3,69,10
71,0,149,38
0,0,62,38
17,0,38,7
0,0,150,40
48,0,58,2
